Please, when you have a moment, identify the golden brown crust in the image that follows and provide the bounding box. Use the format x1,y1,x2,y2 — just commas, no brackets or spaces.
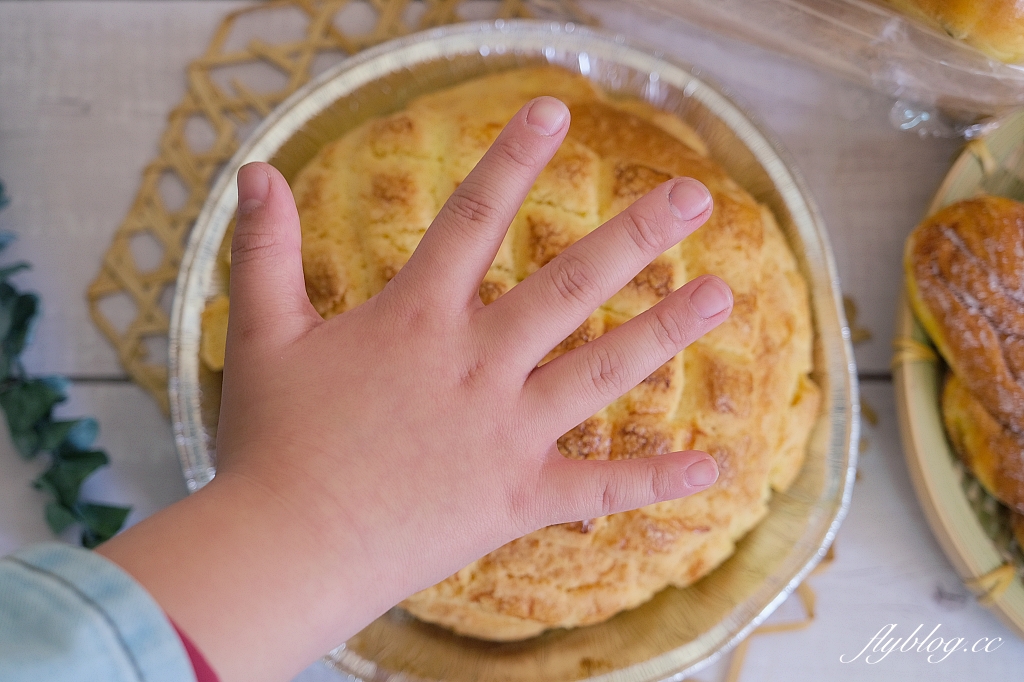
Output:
906,195,1024,435
200,66,818,640
885,0,1024,63
770,375,822,492
943,373,1024,514
199,295,229,372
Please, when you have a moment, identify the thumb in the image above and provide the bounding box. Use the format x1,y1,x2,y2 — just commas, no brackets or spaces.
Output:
531,451,719,527
227,162,318,353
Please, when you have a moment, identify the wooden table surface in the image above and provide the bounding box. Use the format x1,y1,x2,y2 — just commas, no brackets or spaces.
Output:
1,2,1023,680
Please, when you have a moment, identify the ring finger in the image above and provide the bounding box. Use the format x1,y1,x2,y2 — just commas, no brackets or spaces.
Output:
522,274,732,440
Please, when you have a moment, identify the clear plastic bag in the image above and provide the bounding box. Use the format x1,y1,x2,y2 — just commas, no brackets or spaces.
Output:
624,0,1024,137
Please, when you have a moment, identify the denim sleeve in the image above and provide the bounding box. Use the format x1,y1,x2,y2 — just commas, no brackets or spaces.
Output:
0,542,197,682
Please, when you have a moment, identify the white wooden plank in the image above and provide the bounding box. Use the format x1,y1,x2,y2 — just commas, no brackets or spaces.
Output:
0,1,250,377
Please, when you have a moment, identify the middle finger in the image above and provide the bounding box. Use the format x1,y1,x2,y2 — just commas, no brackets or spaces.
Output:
477,177,712,371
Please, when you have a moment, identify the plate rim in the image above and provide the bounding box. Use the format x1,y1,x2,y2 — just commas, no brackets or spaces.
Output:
893,111,1024,640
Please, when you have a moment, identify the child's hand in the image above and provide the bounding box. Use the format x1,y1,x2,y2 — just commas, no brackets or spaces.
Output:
99,97,731,682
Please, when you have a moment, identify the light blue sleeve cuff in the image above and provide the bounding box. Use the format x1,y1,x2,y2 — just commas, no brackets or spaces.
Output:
0,542,197,682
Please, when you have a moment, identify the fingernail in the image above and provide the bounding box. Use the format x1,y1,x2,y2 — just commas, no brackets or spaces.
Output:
668,178,712,221
684,458,718,487
689,277,732,319
237,163,271,216
526,97,569,136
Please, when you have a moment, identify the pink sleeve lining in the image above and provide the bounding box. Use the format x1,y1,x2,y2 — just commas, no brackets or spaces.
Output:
170,619,220,682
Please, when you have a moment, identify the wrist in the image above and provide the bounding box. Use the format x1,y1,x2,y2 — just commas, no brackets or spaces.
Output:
96,471,392,682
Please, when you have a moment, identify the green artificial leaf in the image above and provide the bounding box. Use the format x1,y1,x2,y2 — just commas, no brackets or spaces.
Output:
0,262,29,280
0,281,16,300
0,282,20,356
59,448,109,467
0,379,65,456
37,420,80,452
2,292,39,360
10,430,38,460
35,420,100,463
40,375,69,395
44,501,77,534
78,503,131,548
34,450,108,507
0,378,64,431
0,281,16,301
0,181,130,546
64,417,98,450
